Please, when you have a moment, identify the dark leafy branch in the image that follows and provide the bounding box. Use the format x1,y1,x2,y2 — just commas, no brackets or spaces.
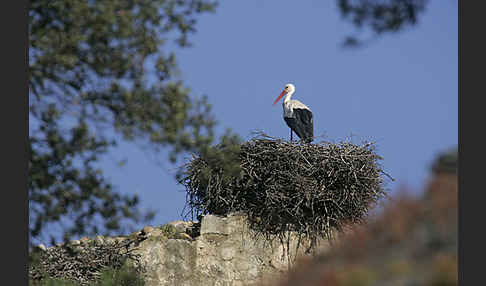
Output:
29,0,220,246
337,0,428,47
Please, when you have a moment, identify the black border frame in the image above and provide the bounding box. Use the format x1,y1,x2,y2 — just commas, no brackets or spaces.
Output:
458,0,481,284
2,0,29,285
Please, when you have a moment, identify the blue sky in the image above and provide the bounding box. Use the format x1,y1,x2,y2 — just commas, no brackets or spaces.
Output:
98,0,457,228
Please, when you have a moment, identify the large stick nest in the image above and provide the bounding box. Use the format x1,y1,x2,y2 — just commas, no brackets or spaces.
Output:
180,134,390,244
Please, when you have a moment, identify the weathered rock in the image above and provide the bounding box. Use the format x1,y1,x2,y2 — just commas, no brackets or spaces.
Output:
114,237,126,244
169,220,194,234
70,240,81,246
104,237,115,245
176,232,193,241
95,235,104,246
142,226,154,235
80,237,90,244
133,213,330,286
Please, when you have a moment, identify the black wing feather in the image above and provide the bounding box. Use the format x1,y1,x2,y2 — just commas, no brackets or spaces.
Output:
285,108,314,143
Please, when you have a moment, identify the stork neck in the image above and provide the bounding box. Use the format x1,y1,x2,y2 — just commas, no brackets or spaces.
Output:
283,91,294,103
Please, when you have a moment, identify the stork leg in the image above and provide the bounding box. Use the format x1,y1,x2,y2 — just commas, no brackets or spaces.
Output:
290,129,293,142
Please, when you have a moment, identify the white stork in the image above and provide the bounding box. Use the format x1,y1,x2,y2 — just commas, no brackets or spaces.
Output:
273,83,314,143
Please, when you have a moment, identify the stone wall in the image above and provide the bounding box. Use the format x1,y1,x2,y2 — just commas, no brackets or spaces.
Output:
133,213,328,286
31,213,330,286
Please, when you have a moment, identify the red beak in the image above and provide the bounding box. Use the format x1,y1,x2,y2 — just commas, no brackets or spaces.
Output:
273,90,286,105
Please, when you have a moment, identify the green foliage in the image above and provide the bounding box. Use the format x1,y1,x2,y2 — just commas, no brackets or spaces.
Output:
95,265,145,286
337,0,428,47
29,277,79,286
29,0,221,245
29,251,54,286
159,224,177,238
194,129,243,185
431,147,457,174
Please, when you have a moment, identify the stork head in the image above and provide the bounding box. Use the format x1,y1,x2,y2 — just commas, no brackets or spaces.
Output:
273,83,295,105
